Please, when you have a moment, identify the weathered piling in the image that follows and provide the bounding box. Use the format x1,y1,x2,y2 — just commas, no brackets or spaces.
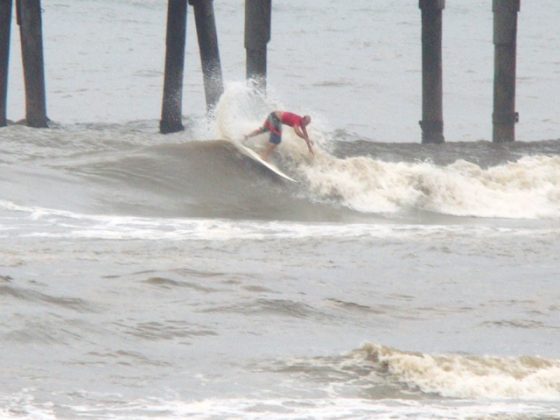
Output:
0,0,12,127
160,0,187,134
419,0,445,144
17,0,48,128
492,0,520,142
244,0,271,92
189,0,223,112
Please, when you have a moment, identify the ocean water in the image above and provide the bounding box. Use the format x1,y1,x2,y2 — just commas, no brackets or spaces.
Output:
1,1,560,419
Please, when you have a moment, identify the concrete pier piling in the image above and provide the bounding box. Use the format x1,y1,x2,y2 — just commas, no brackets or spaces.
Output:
0,0,12,127
419,0,445,144
17,0,48,128
492,0,520,142
244,0,271,92
160,0,187,134
189,0,223,112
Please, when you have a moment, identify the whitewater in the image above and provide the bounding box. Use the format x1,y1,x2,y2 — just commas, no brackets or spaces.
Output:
1,0,560,419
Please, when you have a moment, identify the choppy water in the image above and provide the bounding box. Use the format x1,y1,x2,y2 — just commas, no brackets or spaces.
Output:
1,1,560,419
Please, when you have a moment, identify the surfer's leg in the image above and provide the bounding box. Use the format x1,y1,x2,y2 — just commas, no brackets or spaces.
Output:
261,142,277,161
245,126,267,139
246,114,274,139
261,132,281,161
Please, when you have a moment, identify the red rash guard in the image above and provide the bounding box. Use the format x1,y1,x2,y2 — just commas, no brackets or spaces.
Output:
280,112,303,127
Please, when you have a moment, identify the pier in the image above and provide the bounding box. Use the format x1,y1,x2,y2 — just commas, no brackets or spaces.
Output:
492,0,520,143
160,0,188,134
244,0,271,93
0,0,536,143
419,0,445,144
0,0,12,127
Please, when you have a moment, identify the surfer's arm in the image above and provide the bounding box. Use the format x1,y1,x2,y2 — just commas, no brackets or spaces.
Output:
294,125,314,155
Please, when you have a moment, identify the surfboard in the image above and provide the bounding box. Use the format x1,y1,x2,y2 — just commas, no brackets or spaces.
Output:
233,142,298,183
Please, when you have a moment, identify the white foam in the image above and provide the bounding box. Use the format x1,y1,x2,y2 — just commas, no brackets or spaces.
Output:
299,154,560,218
2,200,560,242
361,343,560,400
0,388,56,420
1,387,555,419
2,396,556,420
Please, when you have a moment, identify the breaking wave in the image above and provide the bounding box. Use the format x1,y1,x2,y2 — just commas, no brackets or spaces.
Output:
1,83,560,221
360,343,560,400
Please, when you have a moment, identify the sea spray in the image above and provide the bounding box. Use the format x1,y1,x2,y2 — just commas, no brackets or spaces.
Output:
214,82,278,141
214,82,330,155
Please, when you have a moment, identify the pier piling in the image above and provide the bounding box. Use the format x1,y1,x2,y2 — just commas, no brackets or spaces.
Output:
419,0,445,144
0,0,12,127
17,0,48,128
492,0,520,142
160,0,187,134
244,0,271,92
189,0,223,112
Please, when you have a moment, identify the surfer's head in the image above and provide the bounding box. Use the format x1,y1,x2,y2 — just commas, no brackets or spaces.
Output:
302,115,311,126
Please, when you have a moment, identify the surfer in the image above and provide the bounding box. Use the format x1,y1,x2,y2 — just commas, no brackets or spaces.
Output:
244,111,314,161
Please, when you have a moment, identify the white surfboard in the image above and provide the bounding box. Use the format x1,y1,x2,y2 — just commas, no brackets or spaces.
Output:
233,142,298,183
